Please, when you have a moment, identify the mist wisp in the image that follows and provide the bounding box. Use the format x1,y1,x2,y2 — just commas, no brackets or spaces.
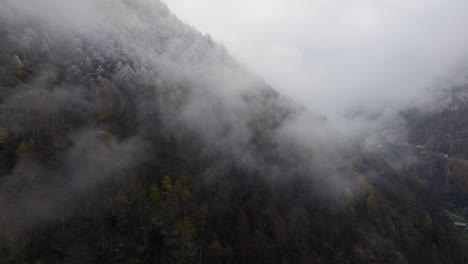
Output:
0,0,465,239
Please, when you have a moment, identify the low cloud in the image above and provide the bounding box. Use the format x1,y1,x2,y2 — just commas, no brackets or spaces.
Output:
167,0,468,116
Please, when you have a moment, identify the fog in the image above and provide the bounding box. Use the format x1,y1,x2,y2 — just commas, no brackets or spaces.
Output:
0,0,311,234
1,2,468,261
167,0,468,116
1,0,468,237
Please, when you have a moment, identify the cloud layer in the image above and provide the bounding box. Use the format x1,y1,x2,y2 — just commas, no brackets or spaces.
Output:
167,0,468,115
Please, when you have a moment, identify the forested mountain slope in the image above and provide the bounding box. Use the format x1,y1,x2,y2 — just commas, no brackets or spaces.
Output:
0,1,467,263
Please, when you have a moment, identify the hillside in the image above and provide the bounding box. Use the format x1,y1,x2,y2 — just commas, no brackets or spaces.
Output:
0,1,467,263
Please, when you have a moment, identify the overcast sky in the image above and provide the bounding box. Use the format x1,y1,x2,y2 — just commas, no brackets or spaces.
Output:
166,0,468,116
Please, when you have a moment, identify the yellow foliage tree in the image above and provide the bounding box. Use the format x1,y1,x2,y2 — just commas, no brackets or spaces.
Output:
0,128,5,145
173,217,197,262
9,55,24,80
208,234,224,259
162,175,174,195
149,184,161,202
16,139,35,157
424,212,433,229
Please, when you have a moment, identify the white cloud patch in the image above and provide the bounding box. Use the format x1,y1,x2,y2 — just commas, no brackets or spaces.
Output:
166,0,468,116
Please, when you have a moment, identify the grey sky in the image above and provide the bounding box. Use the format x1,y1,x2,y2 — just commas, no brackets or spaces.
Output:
166,0,468,116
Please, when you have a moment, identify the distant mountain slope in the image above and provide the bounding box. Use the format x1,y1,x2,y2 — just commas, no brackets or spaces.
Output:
404,84,468,159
